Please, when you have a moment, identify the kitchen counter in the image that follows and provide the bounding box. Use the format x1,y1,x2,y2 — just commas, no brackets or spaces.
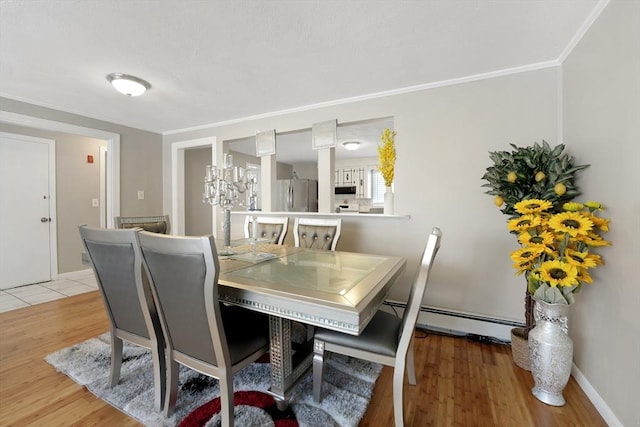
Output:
231,211,410,219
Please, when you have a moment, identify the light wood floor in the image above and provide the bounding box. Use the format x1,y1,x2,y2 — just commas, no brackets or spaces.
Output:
0,291,607,426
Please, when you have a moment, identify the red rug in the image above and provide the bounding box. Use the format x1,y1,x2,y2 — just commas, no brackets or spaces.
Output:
179,390,298,427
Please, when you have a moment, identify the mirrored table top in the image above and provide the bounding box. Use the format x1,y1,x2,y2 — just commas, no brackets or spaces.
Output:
217,245,406,334
228,249,386,296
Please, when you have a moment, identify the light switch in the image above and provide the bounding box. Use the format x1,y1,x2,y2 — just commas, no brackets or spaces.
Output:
137,190,145,200
92,198,99,207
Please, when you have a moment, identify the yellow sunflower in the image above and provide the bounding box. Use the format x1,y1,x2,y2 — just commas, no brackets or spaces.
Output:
512,260,537,275
564,248,600,269
514,199,553,214
577,267,594,284
577,232,612,247
518,230,555,248
563,202,584,212
548,212,593,237
507,214,542,232
585,201,604,210
538,260,579,287
590,215,610,232
510,246,544,265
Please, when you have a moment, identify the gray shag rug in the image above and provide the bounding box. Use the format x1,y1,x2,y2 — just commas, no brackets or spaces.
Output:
45,333,382,427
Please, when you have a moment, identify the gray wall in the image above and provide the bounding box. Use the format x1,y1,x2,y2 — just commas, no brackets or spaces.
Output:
562,1,640,425
185,146,213,236
0,123,106,273
1,97,164,273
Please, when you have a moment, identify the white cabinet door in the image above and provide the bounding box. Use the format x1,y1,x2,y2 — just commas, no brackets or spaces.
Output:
355,168,365,198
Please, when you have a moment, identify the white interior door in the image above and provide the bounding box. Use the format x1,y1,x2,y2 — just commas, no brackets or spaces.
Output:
0,133,54,289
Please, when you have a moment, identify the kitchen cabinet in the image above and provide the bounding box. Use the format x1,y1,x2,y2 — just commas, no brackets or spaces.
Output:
336,166,367,198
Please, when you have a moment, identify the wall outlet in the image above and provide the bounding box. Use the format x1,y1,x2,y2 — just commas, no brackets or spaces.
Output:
137,190,145,200
92,198,99,207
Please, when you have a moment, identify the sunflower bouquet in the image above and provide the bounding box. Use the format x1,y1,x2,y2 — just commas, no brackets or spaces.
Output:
508,199,611,305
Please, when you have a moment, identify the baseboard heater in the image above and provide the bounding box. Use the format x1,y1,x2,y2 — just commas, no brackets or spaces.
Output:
382,300,525,328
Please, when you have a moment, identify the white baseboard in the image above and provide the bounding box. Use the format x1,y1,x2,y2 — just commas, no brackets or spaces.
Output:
571,364,623,427
58,269,93,279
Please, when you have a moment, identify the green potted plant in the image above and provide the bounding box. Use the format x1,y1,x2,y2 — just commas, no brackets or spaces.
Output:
481,140,589,369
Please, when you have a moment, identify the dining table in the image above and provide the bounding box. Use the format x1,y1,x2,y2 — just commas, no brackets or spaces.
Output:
81,238,406,407
215,241,406,407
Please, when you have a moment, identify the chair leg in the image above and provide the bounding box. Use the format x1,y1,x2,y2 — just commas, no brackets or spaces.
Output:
407,339,416,385
312,340,326,402
219,374,234,427
392,364,406,427
164,359,179,417
151,339,166,411
109,334,123,387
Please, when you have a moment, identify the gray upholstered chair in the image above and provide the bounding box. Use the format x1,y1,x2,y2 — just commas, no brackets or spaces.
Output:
313,227,442,427
78,225,166,411
137,231,270,422
293,217,342,251
244,215,289,244
115,215,170,234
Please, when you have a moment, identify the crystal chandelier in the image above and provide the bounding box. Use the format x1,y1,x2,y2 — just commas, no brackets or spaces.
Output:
202,153,258,247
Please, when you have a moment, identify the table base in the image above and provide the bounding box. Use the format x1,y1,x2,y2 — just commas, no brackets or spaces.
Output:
266,316,313,405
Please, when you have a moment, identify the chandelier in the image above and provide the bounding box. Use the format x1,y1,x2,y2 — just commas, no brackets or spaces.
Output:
202,153,258,248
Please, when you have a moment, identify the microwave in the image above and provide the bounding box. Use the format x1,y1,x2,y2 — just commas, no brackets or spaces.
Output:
334,185,357,195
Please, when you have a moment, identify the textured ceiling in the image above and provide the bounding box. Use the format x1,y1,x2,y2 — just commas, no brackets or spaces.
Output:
0,0,601,135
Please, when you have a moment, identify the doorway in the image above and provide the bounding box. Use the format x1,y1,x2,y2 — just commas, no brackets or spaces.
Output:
171,137,217,235
0,110,121,277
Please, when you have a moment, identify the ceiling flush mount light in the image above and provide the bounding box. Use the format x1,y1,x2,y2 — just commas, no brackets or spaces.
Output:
342,141,360,151
107,73,151,96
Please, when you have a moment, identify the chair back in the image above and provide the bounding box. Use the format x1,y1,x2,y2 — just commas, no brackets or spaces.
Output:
78,225,159,340
115,215,170,234
293,217,342,250
137,232,229,368
244,216,289,244
398,227,442,353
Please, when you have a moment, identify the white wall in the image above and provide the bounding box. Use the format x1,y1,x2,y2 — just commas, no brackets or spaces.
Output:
562,1,640,426
164,67,558,331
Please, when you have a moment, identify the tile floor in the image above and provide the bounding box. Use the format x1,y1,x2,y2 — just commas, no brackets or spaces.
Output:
0,269,98,313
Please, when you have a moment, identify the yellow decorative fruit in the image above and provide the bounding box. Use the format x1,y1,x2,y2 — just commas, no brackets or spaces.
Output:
554,182,567,196
535,171,546,182
494,196,504,207
507,171,517,183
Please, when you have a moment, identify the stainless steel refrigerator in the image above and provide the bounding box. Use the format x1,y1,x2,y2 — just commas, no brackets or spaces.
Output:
275,179,318,212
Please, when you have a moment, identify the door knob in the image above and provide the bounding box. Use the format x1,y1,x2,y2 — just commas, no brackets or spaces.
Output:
41,217,50,222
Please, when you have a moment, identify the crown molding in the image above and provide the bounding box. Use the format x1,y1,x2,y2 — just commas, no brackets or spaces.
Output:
557,0,610,64
163,60,560,136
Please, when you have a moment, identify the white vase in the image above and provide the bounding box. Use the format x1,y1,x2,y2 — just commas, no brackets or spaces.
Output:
529,299,573,406
384,186,394,215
